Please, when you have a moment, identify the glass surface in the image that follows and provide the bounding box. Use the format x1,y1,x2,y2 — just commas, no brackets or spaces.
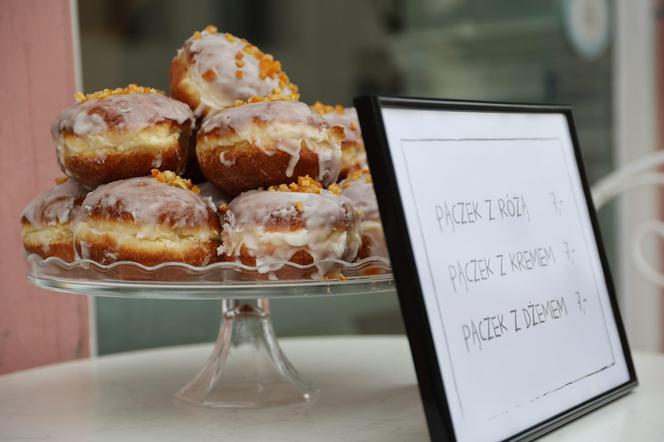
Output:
24,254,395,408
175,299,319,408
25,254,395,300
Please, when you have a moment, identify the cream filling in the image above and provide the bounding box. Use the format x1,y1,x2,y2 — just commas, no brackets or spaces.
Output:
74,221,217,261
361,220,383,235
219,226,353,275
56,124,181,169
23,224,72,254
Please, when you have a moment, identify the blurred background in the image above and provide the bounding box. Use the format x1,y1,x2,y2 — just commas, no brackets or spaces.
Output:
3,0,663,369
76,0,623,355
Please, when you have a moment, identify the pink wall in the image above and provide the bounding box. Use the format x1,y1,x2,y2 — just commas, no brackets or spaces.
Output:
0,0,90,373
658,0,664,343
658,0,664,143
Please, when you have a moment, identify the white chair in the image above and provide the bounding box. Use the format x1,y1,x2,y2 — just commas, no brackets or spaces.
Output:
592,151,664,286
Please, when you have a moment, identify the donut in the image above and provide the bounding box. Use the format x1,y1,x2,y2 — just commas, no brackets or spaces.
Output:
171,25,299,117
73,170,220,266
311,102,367,179
340,169,388,260
21,177,88,262
218,176,361,279
52,84,194,187
196,98,344,195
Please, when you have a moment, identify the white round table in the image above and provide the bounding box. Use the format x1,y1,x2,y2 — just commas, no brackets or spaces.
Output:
0,336,661,441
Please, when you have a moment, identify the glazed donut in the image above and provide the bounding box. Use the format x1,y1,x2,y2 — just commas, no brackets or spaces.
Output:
340,170,388,259
196,99,344,195
21,177,88,262
171,25,299,117
73,171,220,266
311,102,367,179
218,176,361,279
52,85,194,187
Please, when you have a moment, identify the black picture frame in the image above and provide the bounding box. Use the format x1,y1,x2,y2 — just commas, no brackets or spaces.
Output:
353,95,638,442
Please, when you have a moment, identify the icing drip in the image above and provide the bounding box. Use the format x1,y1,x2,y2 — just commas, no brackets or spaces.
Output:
180,30,294,114
219,189,361,275
200,101,342,185
285,148,300,177
219,151,235,167
79,176,212,229
22,179,88,228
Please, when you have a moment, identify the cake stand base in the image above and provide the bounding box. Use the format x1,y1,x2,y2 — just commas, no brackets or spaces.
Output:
175,298,318,408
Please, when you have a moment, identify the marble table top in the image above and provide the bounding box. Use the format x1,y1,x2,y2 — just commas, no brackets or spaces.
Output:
0,336,661,441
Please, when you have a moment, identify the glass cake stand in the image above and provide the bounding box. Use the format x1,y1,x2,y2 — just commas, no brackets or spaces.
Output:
24,254,395,408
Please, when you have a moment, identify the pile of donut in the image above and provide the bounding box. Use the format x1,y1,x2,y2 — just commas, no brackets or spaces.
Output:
20,25,387,280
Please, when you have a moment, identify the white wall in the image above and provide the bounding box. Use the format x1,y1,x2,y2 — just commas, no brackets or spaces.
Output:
614,0,661,351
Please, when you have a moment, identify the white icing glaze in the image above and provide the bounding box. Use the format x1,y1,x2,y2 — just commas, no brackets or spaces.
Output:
200,101,342,185
320,107,367,172
341,174,379,221
219,189,361,274
179,30,294,114
320,107,362,144
79,176,212,229
52,93,193,138
341,173,388,258
22,179,88,228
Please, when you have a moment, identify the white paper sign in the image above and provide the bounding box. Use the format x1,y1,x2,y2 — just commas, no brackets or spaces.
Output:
380,107,630,441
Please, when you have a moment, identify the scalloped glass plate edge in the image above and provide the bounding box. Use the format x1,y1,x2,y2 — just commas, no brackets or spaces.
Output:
24,253,396,299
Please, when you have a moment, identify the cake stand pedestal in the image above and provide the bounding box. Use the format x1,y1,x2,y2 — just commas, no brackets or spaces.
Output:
25,254,395,408
176,298,317,408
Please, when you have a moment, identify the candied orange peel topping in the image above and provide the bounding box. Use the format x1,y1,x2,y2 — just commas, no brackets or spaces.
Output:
327,183,343,196
342,169,372,188
192,25,299,98
268,176,324,194
151,169,200,193
233,93,299,107
311,101,345,116
74,84,163,103
321,272,347,281
202,69,217,81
